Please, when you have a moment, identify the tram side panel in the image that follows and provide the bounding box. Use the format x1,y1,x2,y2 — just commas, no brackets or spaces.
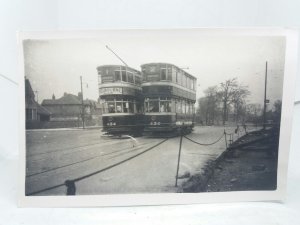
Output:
102,114,144,135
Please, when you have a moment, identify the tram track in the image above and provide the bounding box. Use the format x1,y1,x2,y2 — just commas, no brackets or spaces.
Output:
26,138,115,158
26,138,169,196
26,140,154,177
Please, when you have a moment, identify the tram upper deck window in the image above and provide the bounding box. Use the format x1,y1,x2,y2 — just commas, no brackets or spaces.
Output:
182,74,187,87
167,66,172,81
135,75,141,85
127,72,134,83
191,78,194,90
172,67,177,83
114,71,121,81
161,68,167,80
178,71,183,86
122,70,127,82
187,77,191,89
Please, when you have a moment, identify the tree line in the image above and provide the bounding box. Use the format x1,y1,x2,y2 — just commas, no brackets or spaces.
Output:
195,78,282,126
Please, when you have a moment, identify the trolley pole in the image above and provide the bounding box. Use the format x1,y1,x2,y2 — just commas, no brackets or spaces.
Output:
175,131,183,187
80,76,85,129
263,61,268,130
105,45,128,67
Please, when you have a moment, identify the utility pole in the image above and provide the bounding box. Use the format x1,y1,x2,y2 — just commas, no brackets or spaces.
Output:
263,61,268,130
80,76,85,129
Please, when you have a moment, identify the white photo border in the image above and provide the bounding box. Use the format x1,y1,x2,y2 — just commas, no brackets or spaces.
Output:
18,28,299,207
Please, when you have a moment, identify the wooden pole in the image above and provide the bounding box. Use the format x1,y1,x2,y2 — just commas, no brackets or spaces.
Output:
175,131,183,187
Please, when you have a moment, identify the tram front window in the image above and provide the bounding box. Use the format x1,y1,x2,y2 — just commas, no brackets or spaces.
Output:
104,99,136,114
149,100,159,112
123,102,128,113
129,102,134,113
116,102,122,113
160,101,171,112
108,102,115,113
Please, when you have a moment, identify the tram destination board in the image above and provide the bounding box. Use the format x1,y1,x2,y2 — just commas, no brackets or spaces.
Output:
18,28,297,207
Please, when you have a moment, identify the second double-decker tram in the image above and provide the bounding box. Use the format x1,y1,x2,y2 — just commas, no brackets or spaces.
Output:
141,63,197,135
97,65,143,135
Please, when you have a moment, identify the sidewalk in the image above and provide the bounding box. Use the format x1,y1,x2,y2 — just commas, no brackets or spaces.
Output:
182,127,279,192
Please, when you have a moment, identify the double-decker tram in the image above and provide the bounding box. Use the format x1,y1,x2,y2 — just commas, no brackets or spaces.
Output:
97,65,143,135
141,63,197,135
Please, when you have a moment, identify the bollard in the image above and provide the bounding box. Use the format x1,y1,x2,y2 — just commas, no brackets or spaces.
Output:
65,180,76,195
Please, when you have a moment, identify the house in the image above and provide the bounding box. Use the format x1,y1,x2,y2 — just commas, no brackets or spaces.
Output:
25,78,51,122
41,92,97,121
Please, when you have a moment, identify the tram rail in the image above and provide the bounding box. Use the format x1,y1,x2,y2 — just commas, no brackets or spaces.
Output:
26,138,168,196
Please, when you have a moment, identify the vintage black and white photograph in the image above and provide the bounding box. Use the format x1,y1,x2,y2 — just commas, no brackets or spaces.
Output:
19,29,294,205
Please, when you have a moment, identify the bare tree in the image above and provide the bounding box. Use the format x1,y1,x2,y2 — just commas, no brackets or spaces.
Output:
231,85,250,123
196,86,221,125
218,78,238,125
204,86,220,125
246,103,262,125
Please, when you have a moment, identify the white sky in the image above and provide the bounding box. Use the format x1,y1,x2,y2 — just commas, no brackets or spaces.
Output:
24,30,286,107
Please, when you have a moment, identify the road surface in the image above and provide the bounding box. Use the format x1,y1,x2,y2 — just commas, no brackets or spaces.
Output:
25,125,258,195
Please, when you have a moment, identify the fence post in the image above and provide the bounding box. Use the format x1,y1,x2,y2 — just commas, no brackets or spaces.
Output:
65,180,76,195
224,130,228,149
175,131,183,187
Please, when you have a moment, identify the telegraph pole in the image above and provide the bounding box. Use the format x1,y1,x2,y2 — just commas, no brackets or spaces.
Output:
80,76,85,129
263,61,268,130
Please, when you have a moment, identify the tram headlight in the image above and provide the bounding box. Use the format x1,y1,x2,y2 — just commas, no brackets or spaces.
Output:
113,122,116,126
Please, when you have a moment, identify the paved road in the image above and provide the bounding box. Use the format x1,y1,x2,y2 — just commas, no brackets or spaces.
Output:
25,125,259,195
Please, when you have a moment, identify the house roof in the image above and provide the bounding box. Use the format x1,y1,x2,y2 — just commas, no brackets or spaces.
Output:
42,93,96,106
37,104,51,115
25,79,35,99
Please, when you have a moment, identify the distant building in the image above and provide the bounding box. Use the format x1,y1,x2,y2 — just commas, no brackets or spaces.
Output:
25,79,51,122
41,92,99,121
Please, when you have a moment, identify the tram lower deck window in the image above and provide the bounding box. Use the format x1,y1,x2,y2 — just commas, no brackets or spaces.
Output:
107,102,115,113
104,99,136,114
148,100,159,112
145,97,172,113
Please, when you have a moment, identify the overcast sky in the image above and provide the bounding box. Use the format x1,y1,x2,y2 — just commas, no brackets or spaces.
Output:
24,30,286,107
